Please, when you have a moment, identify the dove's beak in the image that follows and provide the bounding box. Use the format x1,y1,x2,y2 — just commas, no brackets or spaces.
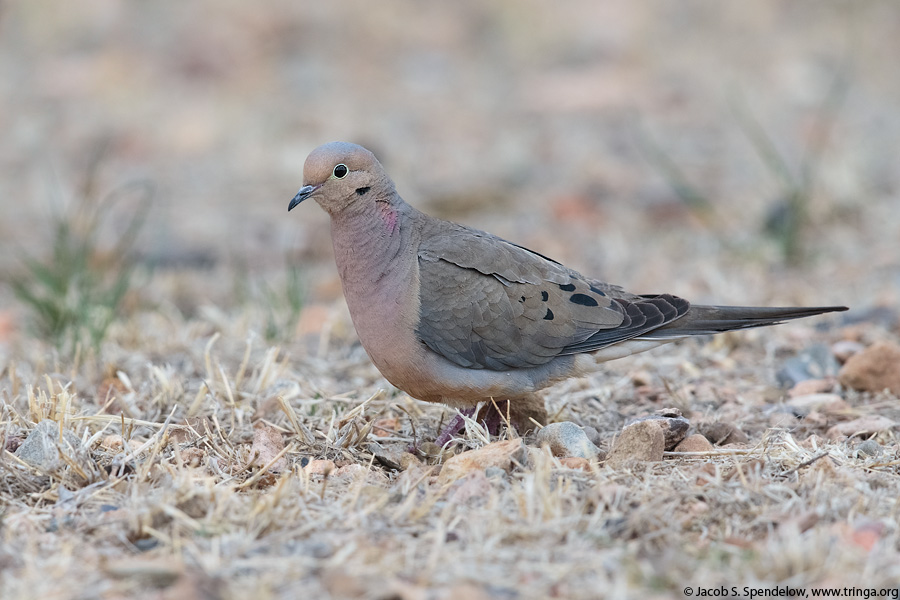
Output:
289,185,319,211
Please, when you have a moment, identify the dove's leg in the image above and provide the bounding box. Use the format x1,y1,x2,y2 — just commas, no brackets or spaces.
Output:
432,394,548,448
433,408,475,449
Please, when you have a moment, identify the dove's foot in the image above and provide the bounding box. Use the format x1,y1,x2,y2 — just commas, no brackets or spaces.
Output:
409,396,549,453
431,402,517,448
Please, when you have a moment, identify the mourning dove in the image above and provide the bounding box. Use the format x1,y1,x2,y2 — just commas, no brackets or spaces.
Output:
289,142,847,437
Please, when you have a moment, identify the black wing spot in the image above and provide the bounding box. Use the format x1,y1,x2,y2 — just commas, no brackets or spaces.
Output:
543,308,554,320
559,283,576,292
541,290,549,301
570,293,599,307
355,186,371,196
589,284,607,297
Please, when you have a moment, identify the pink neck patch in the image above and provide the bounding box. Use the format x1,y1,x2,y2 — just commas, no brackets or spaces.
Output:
378,203,398,234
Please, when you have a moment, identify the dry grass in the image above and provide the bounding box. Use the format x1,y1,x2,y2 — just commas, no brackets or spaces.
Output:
2,303,900,599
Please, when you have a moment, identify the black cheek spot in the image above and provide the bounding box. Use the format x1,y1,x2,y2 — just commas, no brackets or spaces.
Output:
589,285,607,297
543,308,554,320
355,186,371,196
520,296,526,303
570,293,599,307
541,291,549,301
559,283,576,292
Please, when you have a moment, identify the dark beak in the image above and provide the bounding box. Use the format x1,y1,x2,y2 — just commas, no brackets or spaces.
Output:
288,185,318,211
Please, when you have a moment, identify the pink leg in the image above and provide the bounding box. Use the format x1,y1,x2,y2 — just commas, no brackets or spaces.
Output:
478,405,505,435
410,397,544,452
433,408,475,448
433,405,509,448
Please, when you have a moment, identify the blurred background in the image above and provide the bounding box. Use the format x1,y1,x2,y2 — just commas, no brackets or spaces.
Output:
1,0,898,351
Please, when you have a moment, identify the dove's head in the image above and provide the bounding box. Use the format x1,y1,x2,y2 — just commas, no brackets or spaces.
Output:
289,142,393,216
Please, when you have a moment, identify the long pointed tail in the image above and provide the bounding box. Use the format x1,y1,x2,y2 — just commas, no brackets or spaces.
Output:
640,304,848,339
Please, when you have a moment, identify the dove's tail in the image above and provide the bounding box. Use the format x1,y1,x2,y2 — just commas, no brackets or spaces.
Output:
638,304,848,340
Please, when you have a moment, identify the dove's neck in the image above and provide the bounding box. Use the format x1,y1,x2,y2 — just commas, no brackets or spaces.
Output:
330,195,418,292
330,195,422,374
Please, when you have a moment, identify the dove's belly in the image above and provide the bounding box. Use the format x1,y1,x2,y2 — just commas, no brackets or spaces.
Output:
343,280,526,404
351,308,573,406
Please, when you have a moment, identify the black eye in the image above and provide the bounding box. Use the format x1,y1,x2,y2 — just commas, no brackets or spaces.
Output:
333,164,348,178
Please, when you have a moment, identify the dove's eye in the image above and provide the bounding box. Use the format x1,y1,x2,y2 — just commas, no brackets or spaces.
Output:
333,164,348,178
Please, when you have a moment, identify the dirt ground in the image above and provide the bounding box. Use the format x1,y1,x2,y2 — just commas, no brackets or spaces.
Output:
2,2,900,599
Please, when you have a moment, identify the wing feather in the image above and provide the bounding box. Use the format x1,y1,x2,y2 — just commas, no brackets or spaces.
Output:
415,223,690,370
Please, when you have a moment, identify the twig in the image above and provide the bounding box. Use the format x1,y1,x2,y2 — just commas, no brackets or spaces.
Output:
781,451,829,477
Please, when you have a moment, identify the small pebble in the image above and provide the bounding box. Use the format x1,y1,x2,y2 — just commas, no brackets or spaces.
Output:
306,541,335,559
625,408,690,451
535,421,600,459
768,409,800,428
101,435,125,451
839,342,900,395
673,434,714,453
581,425,602,447
606,420,665,468
369,442,416,471
831,340,865,364
802,411,828,428
630,370,653,387
15,420,83,470
776,344,841,388
826,416,896,440
698,421,749,445
856,439,883,458
398,452,421,470
416,441,451,464
334,464,367,477
788,379,833,397
438,439,526,485
304,459,335,475
558,457,591,471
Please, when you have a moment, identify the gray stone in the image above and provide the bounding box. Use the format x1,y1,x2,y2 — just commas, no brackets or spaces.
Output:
15,420,83,471
535,421,600,459
776,344,841,388
581,425,602,447
856,439,883,458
